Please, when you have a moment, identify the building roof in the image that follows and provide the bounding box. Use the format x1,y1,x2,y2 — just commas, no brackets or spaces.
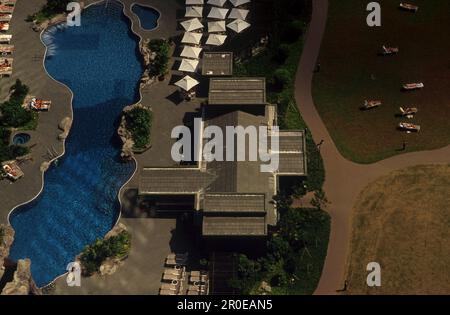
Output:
273,131,307,175
203,194,265,213
202,52,233,76
202,216,266,236
208,77,266,105
139,168,216,194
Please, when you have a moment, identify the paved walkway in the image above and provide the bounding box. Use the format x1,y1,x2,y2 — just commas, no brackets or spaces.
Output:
295,0,450,295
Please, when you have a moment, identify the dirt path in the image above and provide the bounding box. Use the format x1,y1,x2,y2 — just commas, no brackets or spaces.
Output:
295,0,450,295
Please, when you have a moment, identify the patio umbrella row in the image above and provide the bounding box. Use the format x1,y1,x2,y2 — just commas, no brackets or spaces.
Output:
186,0,251,7
181,18,250,34
185,6,249,20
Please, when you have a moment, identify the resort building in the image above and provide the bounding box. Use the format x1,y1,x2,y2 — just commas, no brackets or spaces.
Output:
138,77,307,238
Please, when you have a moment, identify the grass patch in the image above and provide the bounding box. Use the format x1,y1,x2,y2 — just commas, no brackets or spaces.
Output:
345,164,450,294
313,0,450,163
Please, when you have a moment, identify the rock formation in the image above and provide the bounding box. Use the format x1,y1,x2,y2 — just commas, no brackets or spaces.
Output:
58,116,72,140
1,259,40,295
0,225,14,282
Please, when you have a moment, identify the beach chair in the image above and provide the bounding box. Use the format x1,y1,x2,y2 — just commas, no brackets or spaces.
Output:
403,83,424,91
399,107,418,117
189,274,208,284
361,100,382,110
398,122,421,132
159,289,177,295
30,98,51,111
0,34,12,44
399,3,419,12
2,162,24,181
0,22,9,31
0,44,13,55
0,5,14,14
0,13,12,22
382,45,399,55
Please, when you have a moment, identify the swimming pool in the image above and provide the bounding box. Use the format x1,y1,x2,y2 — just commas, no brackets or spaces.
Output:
8,1,150,287
131,4,160,30
12,133,31,145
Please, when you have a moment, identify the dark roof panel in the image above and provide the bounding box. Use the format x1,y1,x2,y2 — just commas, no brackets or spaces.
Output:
202,216,266,236
202,52,233,76
203,194,266,213
208,78,266,105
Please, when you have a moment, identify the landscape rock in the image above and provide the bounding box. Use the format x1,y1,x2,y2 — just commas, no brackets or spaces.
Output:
58,116,72,140
105,222,128,240
258,281,272,294
99,257,124,276
40,161,51,173
1,259,37,295
0,225,15,282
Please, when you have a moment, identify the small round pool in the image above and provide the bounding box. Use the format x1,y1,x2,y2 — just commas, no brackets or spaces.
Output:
12,133,31,145
131,4,160,31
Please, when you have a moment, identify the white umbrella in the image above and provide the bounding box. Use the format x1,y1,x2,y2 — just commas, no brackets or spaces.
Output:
228,8,249,20
180,46,203,59
208,20,226,33
179,58,200,72
229,0,250,6
181,32,203,45
207,0,227,6
206,34,227,46
180,18,204,32
175,75,200,91
186,0,204,5
208,7,229,19
185,6,203,18
227,19,250,33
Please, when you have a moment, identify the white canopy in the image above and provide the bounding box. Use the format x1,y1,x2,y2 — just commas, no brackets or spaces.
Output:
206,34,227,46
229,0,250,6
185,6,203,18
186,0,204,5
207,0,227,6
179,58,200,72
180,46,203,59
181,32,203,45
180,18,204,32
175,75,200,91
227,19,250,33
228,8,249,20
208,7,229,19
208,20,226,33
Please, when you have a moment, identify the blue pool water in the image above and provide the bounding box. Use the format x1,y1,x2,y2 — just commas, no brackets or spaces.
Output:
131,4,160,30
12,133,31,145
9,1,148,287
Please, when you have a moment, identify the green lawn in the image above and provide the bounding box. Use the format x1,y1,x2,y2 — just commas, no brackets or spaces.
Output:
313,0,450,163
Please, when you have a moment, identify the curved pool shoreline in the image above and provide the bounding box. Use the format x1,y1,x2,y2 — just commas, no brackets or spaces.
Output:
7,0,153,288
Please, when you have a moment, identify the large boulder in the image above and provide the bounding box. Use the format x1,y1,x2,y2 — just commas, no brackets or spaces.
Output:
58,117,72,140
1,259,33,295
0,225,15,281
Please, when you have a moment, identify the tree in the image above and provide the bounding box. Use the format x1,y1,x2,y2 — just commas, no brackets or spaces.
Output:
310,189,329,211
274,68,291,89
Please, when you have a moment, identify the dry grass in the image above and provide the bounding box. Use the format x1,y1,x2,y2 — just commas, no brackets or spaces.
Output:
345,164,450,295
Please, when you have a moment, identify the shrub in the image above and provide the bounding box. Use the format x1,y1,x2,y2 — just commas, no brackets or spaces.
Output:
125,107,153,150
273,44,290,64
283,20,304,43
148,39,170,77
80,230,131,276
273,68,291,89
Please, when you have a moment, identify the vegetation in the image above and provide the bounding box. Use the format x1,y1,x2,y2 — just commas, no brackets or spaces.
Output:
0,80,36,163
230,207,330,295
234,0,324,192
0,226,4,244
345,165,450,294
147,39,170,78
124,106,153,150
80,230,131,276
26,0,72,24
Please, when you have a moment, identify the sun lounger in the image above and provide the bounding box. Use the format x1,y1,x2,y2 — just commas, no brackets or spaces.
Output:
164,268,182,276
361,100,382,110
382,45,399,55
398,122,421,132
159,289,177,295
399,3,419,12
0,13,12,22
0,57,12,76
189,274,208,284
399,107,418,117
0,0,17,6
2,162,24,181
0,22,9,31
403,83,424,91
0,44,12,54
30,98,51,111
0,5,13,14
0,34,11,43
